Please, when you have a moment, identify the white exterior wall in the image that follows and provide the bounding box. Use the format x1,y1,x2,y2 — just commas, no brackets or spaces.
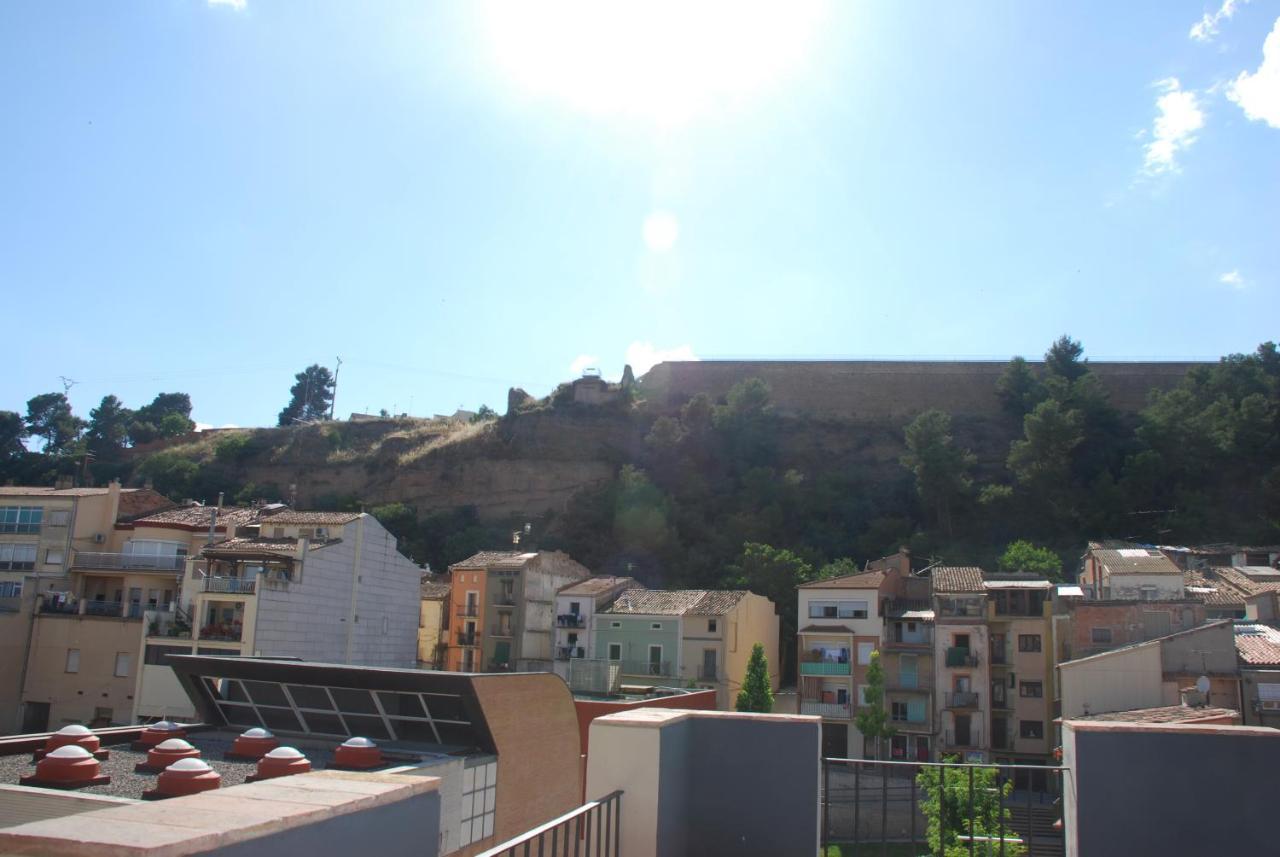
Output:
1058,642,1163,719
252,516,419,667
796,587,883,638
552,593,595,680
516,553,589,671
1105,572,1183,601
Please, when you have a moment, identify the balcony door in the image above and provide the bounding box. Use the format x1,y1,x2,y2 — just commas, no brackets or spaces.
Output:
992,716,1008,750
955,714,972,747
648,644,663,676
900,655,918,689
702,649,717,681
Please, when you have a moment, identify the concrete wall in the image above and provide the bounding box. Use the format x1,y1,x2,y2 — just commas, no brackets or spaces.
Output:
1058,641,1163,718
640,360,1198,418
516,553,590,670
1063,720,1280,857
418,597,444,665
1104,572,1184,601
574,690,719,758
20,614,143,727
1064,600,1204,660
586,709,821,857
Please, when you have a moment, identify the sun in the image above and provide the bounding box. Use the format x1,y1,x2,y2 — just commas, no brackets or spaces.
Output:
480,1,827,125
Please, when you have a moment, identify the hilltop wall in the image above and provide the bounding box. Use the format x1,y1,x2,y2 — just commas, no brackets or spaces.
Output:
639,360,1203,419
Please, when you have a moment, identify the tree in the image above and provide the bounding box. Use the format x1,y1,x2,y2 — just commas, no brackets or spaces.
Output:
25,393,85,454
995,356,1045,419
278,365,335,426
130,393,194,444
730,543,815,682
1007,399,1085,492
917,760,1023,856
901,410,976,537
0,411,28,461
86,395,134,461
997,540,1062,580
855,650,894,759
1044,334,1088,382
735,642,774,713
470,405,497,423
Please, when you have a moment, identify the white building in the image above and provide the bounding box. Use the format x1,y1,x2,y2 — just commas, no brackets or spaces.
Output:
551,576,636,680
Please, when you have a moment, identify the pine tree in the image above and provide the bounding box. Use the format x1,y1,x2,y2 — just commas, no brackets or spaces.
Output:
735,642,774,713
855,650,894,759
278,365,336,426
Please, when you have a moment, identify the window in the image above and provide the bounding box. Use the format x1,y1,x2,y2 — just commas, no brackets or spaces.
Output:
837,600,869,620
114,652,131,677
708,619,717,632
1017,634,1042,653
809,601,838,618
48,509,70,526
44,549,64,566
1019,680,1043,698
858,685,871,706
608,643,622,661
1019,720,1044,739
458,761,497,847
857,642,875,665
569,601,581,615
611,621,621,628
650,622,662,630
0,544,36,570
0,506,42,534
953,633,970,649
1139,586,1157,601
65,649,80,673
891,701,909,721
0,580,21,598
1091,627,1112,644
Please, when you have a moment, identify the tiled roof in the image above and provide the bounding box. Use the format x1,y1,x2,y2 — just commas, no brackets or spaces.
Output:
0,486,134,497
932,567,986,593
1073,704,1239,724
1092,547,1181,575
1183,572,1246,607
557,576,637,597
798,624,856,634
420,579,451,600
129,505,258,530
116,490,175,519
1235,624,1280,666
688,590,748,616
798,569,888,590
202,537,329,558
449,551,538,570
604,589,712,616
1212,566,1280,597
258,510,362,526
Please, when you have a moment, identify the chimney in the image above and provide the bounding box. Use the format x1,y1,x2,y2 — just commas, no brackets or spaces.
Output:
107,479,122,525
1180,686,1207,708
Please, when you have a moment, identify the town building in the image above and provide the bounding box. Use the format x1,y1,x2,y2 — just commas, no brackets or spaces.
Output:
445,551,590,673
1234,622,1280,728
1160,543,1280,572
1079,542,1184,600
931,566,990,761
551,576,635,680
594,588,779,709
1190,565,1280,621
418,577,451,669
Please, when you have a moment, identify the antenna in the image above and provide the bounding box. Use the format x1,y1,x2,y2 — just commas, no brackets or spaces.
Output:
329,357,342,420
58,376,78,397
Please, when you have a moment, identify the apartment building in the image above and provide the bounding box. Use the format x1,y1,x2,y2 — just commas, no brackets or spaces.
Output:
418,577,451,669
130,509,422,723
594,589,779,709
1079,542,1184,600
984,575,1054,775
931,566,989,762
445,551,590,673
551,576,635,680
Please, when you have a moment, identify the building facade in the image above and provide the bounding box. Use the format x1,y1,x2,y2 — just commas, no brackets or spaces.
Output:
931,567,990,762
551,576,635,680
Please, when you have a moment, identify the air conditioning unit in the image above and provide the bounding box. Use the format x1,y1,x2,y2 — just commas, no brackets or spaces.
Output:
93,533,106,544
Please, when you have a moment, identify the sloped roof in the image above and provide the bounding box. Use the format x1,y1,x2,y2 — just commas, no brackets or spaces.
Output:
420,579,451,600
450,551,538,570
202,537,332,559
128,505,258,530
1092,547,1181,575
557,576,637,598
1213,566,1280,597
1183,572,1246,608
1235,624,1280,666
932,567,986,593
258,510,362,526
1072,704,1239,724
604,589,710,616
688,590,748,616
798,569,888,590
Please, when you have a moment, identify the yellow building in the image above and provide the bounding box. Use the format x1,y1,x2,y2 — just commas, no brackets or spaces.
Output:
418,578,450,669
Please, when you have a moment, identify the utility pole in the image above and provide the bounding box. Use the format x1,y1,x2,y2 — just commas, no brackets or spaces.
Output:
58,376,78,397
330,356,343,420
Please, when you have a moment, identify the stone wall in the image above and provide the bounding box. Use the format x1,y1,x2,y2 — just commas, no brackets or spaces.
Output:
641,360,1203,418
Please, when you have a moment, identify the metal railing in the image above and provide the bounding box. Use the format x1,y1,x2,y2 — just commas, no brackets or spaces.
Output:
620,660,672,678
555,614,586,628
945,691,980,709
72,552,186,572
203,577,256,594
801,701,852,718
945,647,980,668
800,661,852,676
493,594,516,607
490,625,513,637
476,790,621,857
457,631,479,646
456,604,480,617
696,664,719,681
556,646,585,660
943,728,984,749
821,757,1066,857
85,601,125,618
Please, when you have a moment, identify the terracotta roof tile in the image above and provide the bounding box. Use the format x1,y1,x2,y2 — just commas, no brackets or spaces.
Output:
557,576,637,598
932,567,986,593
1091,547,1181,575
798,570,888,590
449,551,538,570
1183,572,1246,607
604,590,710,616
1211,566,1280,597
1235,624,1280,666
688,590,748,615
202,537,331,558
258,510,362,526
129,505,258,530
1073,704,1239,724
419,579,451,599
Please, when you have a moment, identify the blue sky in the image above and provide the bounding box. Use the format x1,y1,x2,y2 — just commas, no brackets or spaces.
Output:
1,1,1277,429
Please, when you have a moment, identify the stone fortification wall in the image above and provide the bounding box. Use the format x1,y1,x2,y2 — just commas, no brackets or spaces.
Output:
640,360,1203,419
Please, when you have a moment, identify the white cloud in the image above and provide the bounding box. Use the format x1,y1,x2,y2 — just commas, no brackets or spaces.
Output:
195,422,241,431
1219,270,1248,289
624,342,697,376
208,0,246,10
1143,78,1205,175
1190,0,1246,42
642,212,679,253
1227,17,1280,128
568,354,599,377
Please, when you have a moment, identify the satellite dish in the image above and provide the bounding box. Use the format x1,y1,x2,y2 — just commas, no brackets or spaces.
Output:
1195,675,1211,695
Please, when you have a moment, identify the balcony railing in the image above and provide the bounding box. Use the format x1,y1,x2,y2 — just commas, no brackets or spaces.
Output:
456,631,479,646
199,625,243,642
696,664,719,681
556,645,585,660
801,701,852,718
490,625,513,638
555,614,586,628
887,677,933,692
72,552,186,572
456,604,480,617
991,694,1013,711
86,600,127,618
620,660,672,678
202,577,256,594
476,790,621,857
943,727,984,748
882,634,934,650
944,691,980,709
493,594,516,607
820,757,1065,855
945,647,979,668
801,661,851,676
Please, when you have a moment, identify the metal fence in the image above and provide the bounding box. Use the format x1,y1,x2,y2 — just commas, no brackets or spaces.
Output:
476,791,621,857
822,757,1066,857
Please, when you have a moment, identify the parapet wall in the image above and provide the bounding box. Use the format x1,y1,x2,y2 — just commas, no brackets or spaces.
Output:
640,360,1204,419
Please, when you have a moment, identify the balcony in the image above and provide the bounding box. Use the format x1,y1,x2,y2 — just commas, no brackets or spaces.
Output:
555,614,586,628
456,604,480,618
944,691,980,709
556,645,585,660
881,634,933,651
198,623,243,643
490,625,513,638
800,701,852,718
456,631,479,647
945,647,979,668
942,727,984,748
72,552,186,572
695,664,719,681
887,676,933,693
493,593,516,607
620,660,673,678
991,694,1013,711
85,600,126,618
800,661,851,676
202,577,256,595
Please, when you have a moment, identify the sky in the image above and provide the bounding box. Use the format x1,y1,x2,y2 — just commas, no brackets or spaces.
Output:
1,1,1277,429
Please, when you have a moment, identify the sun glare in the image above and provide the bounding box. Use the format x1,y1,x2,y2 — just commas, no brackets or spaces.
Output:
481,1,827,125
